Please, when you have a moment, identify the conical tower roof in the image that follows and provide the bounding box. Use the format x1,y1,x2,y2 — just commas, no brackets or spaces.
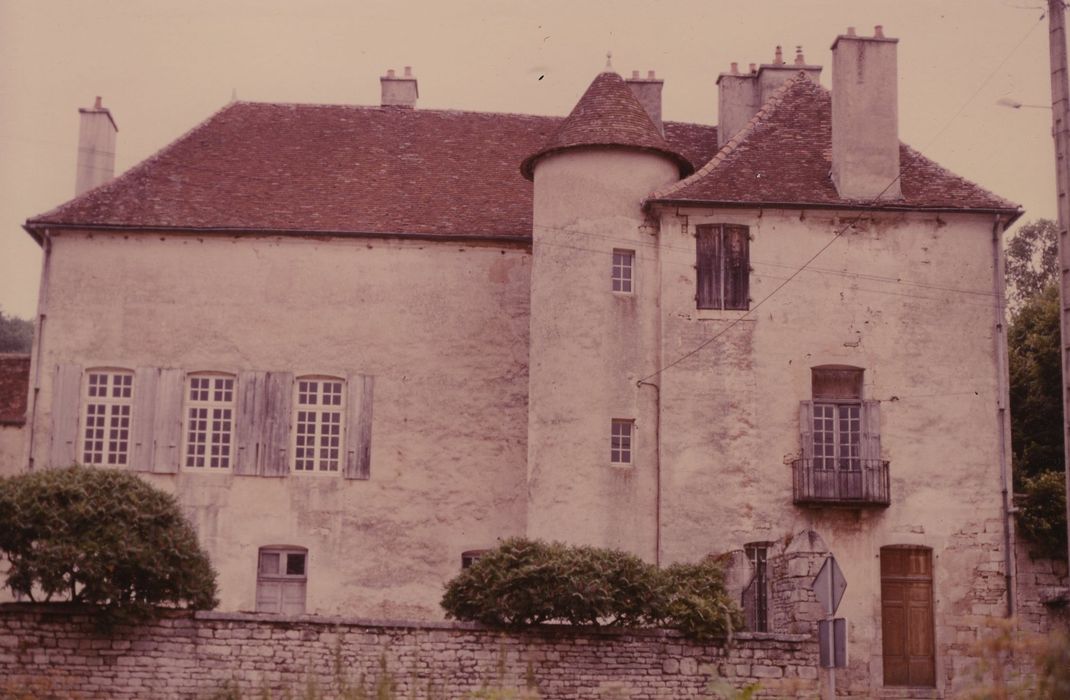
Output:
520,71,693,180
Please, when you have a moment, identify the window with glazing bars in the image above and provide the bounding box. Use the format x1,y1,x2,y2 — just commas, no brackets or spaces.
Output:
812,367,863,471
81,370,133,466
612,249,634,293
611,419,634,465
184,374,235,469
294,378,345,473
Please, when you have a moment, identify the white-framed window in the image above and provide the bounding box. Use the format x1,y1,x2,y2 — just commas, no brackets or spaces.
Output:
81,369,133,466
183,373,236,470
461,549,489,570
610,419,634,465
612,249,634,293
811,366,863,472
293,376,345,473
256,546,307,614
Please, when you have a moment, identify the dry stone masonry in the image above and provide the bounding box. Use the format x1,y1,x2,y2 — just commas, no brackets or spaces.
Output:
0,606,817,699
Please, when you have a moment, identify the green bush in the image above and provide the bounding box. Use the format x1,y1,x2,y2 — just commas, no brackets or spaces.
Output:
441,538,741,640
1017,470,1068,561
0,465,218,621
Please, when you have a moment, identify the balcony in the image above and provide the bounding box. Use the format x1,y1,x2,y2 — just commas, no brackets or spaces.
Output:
792,458,890,507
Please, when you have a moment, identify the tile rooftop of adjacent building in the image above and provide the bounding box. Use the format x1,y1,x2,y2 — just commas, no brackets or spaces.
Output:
0,354,30,425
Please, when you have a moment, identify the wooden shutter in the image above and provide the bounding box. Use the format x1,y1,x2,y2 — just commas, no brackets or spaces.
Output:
724,225,749,310
130,367,159,471
49,363,83,468
695,225,722,309
261,371,293,477
861,399,881,461
152,368,185,473
881,547,935,687
234,371,266,476
344,374,375,480
799,401,814,459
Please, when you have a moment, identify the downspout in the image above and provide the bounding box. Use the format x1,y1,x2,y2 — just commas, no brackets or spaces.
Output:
992,215,1016,617
638,380,661,566
25,229,53,471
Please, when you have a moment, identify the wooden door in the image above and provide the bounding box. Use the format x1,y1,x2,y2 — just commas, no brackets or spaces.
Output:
881,547,935,687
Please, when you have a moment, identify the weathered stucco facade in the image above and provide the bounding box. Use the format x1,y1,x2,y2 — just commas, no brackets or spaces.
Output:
26,232,531,618
8,26,1044,697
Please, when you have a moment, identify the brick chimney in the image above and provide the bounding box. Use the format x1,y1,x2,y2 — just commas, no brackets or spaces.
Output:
75,96,118,196
381,66,418,109
625,69,664,135
830,26,901,200
717,46,821,147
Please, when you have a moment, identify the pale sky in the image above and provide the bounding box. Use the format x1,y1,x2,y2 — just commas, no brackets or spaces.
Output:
0,0,1061,319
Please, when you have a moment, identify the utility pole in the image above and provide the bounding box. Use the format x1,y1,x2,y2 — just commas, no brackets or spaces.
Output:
1046,0,1070,564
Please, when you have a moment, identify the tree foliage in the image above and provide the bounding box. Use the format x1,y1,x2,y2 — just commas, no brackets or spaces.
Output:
0,465,219,620
441,538,742,640
1018,471,1069,561
1006,219,1058,309
1009,284,1064,486
0,309,32,353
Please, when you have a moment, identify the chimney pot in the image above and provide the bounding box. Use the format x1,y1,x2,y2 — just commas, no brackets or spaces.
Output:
846,26,856,36
749,63,757,73
774,45,784,64
730,62,739,74
94,96,102,109
632,70,640,79
387,68,396,78
404,65,413,77
795,46,805,65
647,69,655,79
874,25,885,38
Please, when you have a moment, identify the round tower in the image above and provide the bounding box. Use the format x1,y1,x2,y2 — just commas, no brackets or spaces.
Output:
521,70,691,559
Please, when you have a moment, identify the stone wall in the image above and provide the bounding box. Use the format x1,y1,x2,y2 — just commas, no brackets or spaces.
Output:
1014,535,1070,635
0,606,818,699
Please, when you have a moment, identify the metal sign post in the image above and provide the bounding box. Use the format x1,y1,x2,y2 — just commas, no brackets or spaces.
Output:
812,556,847,699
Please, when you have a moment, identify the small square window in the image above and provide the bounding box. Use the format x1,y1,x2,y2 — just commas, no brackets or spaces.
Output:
611,419,634,465
257,546,308,615
612,249,634,293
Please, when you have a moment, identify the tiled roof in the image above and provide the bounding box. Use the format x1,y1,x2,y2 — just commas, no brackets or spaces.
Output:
26,103,714,240
520,72,692,180
649,73,1020,214
0,354,31,426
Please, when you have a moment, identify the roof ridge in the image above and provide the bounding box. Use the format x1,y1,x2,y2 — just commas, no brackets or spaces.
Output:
232,100,568,121
27,101,244,226
647,71,811,202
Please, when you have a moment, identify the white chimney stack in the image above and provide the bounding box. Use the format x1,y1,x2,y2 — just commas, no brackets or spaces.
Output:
716,47,821,147
381,66,418,109
75,96,118,196
625,69,664,135
830,26,901,200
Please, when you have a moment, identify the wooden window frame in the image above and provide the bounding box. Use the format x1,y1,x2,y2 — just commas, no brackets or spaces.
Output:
256,545,308,615
610,419,635,466
612,249,635,293
182,372,236,471
80,368,134,467
292,376,346,475
461,549,489,569
811,366,864,472
695,224,749,310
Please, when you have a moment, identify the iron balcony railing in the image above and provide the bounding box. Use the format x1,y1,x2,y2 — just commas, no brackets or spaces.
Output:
791,458,891,507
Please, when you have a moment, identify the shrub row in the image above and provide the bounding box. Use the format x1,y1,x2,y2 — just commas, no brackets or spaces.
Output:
441,538,742,641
